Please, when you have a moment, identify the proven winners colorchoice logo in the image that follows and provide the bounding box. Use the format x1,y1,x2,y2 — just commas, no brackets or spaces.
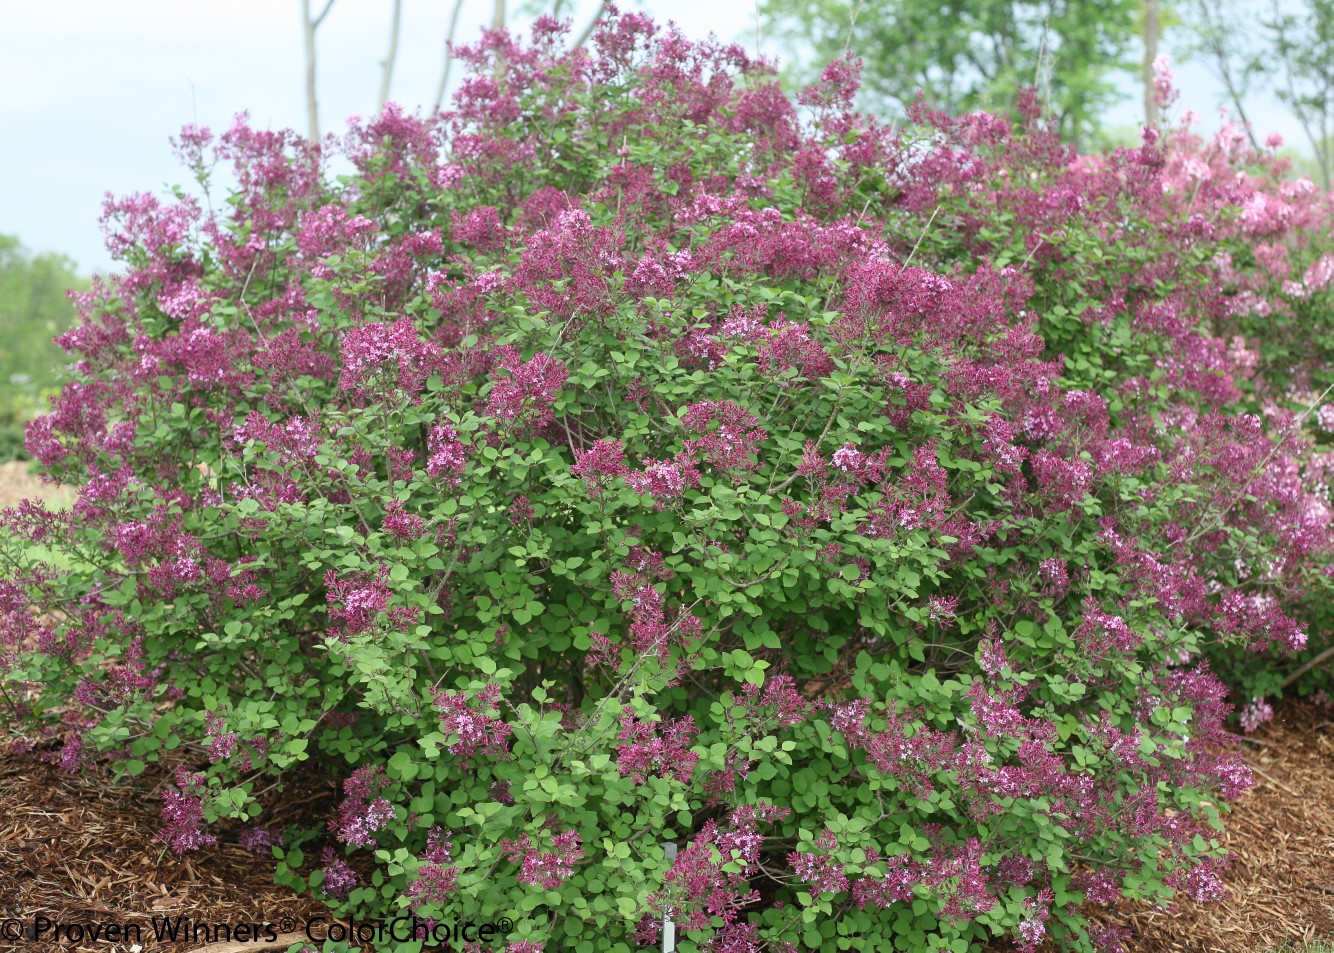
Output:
3,914,516,948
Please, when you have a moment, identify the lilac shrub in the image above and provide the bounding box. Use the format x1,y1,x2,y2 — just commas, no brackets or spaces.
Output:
3,13,1333,952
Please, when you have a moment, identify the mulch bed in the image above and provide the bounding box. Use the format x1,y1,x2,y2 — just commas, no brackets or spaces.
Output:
0,460,72,509
0,464,1331,952
0,751,334,953
1085,700,1334,952
0,706,1328,953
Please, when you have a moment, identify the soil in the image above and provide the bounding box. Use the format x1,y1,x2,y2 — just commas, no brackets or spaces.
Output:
0,460,72,509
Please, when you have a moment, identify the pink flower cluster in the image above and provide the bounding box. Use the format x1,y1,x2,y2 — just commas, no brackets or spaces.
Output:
680,400,767,473
615,714,699,784
484,348,569,433
158,767,216,854
624,454,702,508
501,827,584,889
320,846,358,900
407,826,459,911
648,804,790,936
331,764,396,848
324,565,418,640
1238,696,1274,733
789,829,849,894
571,438,629,497
338,318,433,393
607,549,699,666
238,826,285,852
430,683,512,758
425,423,470,482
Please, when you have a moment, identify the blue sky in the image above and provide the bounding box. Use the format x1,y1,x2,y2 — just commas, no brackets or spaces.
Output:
1,1,1303,275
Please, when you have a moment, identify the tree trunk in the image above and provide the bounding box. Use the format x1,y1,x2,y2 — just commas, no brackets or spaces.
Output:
378,0,404,111
572,0,610,49
434,0,467,109
303,0,319,142
302,0,336,143
492,0,508,75
1143,0,1161,128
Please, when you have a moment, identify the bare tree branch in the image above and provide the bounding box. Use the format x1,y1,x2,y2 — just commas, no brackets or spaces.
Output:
378,0,404,111
572,0,610,50
1268,0,1334,188
843,0,865,53
301,0,337,142
1143,0,1160,127
434,0,467,110
312,0,335,29
1281,643,1334,689
1185,0,1261,151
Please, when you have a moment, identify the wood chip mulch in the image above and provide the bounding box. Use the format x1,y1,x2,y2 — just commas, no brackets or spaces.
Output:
1,705,1329,953
0,750,334,952
1,464,1331,952
1079,700,1334,952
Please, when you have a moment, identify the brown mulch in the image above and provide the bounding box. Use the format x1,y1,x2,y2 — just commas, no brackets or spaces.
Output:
0,462,1331,951
0,750,335,952
1083,701,1334,952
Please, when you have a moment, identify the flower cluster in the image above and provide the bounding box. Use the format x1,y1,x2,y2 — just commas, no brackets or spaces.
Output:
624,453,702,508
615,714,699,784
324,565,420,641
238,826,285,852
501,827,584,890
158,768,216,853
484,349,568,434
648,805,789,935
430,683,512,758
319,846,358,900
680,400,766,473
406,826,459,911
571,438,629,497
331,764,395,848
1238,696,1275,733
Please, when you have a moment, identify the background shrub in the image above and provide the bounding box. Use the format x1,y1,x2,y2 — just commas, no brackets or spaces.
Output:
3,14,1332,952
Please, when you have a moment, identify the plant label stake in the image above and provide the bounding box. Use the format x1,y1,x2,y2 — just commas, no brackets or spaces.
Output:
663,841,677,953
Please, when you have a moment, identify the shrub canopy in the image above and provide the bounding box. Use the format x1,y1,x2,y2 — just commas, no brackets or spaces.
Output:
5,13,1334,953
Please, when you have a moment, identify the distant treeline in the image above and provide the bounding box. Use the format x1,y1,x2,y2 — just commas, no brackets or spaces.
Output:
0,235,85,461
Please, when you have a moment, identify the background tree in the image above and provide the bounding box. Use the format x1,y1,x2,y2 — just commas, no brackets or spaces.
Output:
1180,0,1265,149
760,0,1141,147
0,235,84,460
378,0,404,110
1143,0,1162,126
1179,0,1332,184
301,0,337,141
1266,0,1334,188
